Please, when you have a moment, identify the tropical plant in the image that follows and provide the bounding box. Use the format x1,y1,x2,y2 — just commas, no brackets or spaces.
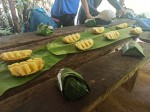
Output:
0,26,12,36
0,0,53,36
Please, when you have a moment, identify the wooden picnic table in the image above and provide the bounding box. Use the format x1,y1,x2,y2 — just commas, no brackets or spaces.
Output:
0,19,150,112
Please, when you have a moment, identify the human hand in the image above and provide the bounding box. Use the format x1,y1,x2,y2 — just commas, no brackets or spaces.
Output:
86,13,94,19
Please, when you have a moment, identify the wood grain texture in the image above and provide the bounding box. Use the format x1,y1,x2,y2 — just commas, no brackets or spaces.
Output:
1,19,146,112
122,72,138,92
0,25,87,51
0,43,150,112
139,32,150,43
0,19,134,100
0,38,131,101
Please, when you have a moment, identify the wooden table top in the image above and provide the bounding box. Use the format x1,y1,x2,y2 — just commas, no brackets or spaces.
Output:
0,19,150,112
139,31,150,43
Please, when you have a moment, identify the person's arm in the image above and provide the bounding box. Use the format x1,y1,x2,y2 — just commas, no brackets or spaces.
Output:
81,0,93,19
119,0,125,7
107,0,125,18
107,0,122,11
88,3,99,16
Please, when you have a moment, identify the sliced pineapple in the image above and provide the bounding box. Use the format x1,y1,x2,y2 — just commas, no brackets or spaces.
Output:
0,50,32,61
62,33,80,44
91,27,105,34
116,23,128,29
8,58,44,76
74,39,94,50
104,31,120,40
130,27,142,35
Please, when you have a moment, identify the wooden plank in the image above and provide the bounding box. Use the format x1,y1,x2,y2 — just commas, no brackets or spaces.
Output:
0,38,131,100
139,32,150,43
0,42,150,112
0,25,87,50
0,19,137,111
0,19,135,52
121,71,138,92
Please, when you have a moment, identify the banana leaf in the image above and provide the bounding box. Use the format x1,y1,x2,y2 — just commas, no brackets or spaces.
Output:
47,27,133,55
0,46,66,96
122,41,145,57
0,61,8,72
57,68,90,100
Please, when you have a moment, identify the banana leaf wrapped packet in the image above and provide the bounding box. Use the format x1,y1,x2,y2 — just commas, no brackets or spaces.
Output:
57,68,90,101
85,19,96,27
122,41,145,57
36,23,53,36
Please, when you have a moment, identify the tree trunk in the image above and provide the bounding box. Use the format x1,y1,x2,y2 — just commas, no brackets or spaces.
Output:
0,8,4,28
22,3,28,32
23,3,28,23
8,0,20,33
17,10,23,25
1,0,14,28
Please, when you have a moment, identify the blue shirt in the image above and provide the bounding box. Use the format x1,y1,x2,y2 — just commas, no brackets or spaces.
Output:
51,0,80,17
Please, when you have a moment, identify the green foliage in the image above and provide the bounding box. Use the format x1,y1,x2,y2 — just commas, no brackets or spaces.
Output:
16,0,25,12
0,0,53,35
138,13,147,18
0,11,9,27
0,27,12,36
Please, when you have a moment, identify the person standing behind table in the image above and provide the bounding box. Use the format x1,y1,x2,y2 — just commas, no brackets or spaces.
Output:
77,0,125,24
51,0,93,28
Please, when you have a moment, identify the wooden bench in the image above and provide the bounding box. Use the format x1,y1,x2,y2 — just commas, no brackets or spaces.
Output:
0,19,150,112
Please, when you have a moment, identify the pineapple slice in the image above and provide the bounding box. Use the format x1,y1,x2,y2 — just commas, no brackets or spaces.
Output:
116,23,128,29
62,33,80,44
8,58,44,76
130,27,142,35
0,50,32,61
74,39,94,50
91,27,105,34
104,31,120,40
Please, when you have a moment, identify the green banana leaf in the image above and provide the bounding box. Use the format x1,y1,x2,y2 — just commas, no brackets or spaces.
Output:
0,46,66,96
47,27,133,55
0,61,8,72
122,41,145,57
57,68,90,100
0,26,133,96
